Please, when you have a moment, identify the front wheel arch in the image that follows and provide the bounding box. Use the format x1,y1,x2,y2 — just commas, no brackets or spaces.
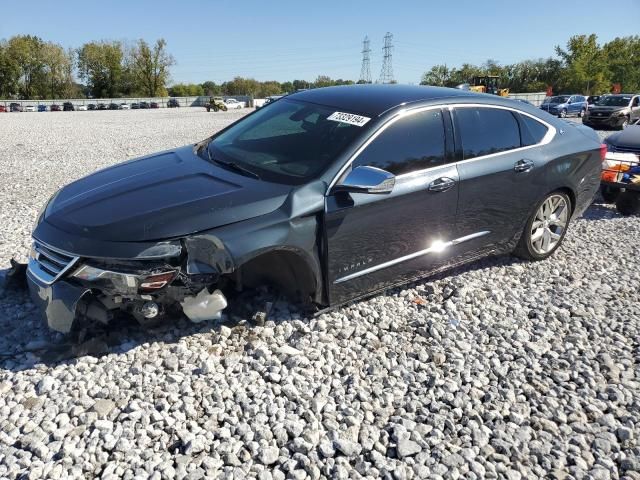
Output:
232,250,319,304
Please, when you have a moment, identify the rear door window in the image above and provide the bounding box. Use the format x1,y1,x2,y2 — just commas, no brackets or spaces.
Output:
454,107,521,159
352,109,446,175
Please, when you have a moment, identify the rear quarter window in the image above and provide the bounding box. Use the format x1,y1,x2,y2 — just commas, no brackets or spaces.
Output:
518,114,549,146
455,107,521,159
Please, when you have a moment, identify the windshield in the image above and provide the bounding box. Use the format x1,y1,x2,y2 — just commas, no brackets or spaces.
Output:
596,96,631,107
549,96,569,104
209,99,367,184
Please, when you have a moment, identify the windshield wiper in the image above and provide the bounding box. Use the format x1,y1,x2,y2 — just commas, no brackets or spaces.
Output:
206,145,260,180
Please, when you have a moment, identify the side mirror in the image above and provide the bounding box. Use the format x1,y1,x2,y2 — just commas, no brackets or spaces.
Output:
332,165,395,195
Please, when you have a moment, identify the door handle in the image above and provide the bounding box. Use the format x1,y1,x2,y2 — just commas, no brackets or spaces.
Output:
514,159,534,173
428,177,456,192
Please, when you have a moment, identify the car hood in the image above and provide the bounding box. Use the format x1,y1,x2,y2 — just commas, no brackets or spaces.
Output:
41,145,292,242
607,126,640,148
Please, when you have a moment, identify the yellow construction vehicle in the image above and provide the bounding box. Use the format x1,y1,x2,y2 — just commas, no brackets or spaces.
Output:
469,76,509,96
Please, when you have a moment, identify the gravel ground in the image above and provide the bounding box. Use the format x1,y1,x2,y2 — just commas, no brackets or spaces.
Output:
0,111,639,480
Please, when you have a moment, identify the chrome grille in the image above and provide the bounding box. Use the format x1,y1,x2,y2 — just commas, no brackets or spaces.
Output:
28,240,79,284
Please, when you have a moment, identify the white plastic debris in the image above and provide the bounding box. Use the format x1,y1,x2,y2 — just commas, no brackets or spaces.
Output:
180,288,227,323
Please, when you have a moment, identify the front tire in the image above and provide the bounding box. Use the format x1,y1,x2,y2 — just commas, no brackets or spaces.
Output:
600,185,620,203
513,192,571,261
615,191,640,216
559,109,567,118
579,108,586,118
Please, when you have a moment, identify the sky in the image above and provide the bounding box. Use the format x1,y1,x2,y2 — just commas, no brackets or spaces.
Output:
1,0,639,85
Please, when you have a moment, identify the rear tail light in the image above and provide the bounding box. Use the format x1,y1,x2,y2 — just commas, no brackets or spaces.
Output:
139,271,177,292
600,144,607,162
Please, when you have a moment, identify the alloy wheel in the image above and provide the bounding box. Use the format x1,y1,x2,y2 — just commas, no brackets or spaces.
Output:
530,194,569,255
559,109,567,118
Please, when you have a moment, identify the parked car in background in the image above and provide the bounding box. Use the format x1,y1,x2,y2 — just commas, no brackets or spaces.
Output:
539,95,587,118
77,105,88,111
38,104,48,112
108,103,119,110
139,101,150,109
97,103,107,110
167,98,180,108
150,102,159,109
10,103,23,112
256,95,284,109
24,105,36,112
599,118,640,214
50,104,61,112
131,103,139,109
87,104,97,110
0,105,6,112
583,94,640,130
63,102,75,111
224,98,244,109
119,103,130,110
26,85,603,334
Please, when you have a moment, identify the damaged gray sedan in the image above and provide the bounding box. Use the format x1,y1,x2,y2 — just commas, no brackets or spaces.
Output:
27,85,602,333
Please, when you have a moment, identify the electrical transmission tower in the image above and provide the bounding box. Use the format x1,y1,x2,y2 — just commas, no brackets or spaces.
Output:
378,32,394,84
359,36,372,83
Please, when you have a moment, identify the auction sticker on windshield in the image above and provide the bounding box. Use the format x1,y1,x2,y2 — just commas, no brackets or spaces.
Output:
327,111,371,127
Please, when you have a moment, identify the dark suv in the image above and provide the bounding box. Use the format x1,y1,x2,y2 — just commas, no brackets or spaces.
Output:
27,85,602,334
583,94,640,130
63,102,75,111
167,98,180,108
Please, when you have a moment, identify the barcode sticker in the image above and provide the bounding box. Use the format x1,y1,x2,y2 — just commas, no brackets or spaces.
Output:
327,111,371,127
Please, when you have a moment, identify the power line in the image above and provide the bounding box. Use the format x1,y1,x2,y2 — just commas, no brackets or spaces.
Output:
359,36,372,83
378,32,394,84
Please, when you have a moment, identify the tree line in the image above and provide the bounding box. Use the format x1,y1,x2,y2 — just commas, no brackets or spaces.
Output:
2,33,639,100
0,35,174,99
168,75,356,98
420,34,640,95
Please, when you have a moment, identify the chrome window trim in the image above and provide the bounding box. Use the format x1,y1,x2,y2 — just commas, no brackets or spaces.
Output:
333,230,491,284
327,103,556,192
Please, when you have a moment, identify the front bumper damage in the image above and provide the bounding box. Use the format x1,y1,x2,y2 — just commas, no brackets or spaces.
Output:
26,236,235,333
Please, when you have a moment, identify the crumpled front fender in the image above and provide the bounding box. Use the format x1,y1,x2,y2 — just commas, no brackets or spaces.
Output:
27,271,89,333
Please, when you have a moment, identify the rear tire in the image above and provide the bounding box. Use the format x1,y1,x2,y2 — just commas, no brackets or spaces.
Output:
615,191,640,216
513,192,572,261
600,185,621,203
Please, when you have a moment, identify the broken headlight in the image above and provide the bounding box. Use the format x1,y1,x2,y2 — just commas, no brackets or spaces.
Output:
71,265,176,295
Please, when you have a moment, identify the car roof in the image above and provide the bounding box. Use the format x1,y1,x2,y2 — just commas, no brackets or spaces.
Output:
287,84,484,117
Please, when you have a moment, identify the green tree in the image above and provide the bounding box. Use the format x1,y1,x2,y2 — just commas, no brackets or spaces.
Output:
556,34,609,94
6,35,46,98
77,41,124,98
0,41,20,98
168,83,204,96
603,36,640,93
130,38,175,97
280,81,293,93
200,80,221,96
420,64,451,86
